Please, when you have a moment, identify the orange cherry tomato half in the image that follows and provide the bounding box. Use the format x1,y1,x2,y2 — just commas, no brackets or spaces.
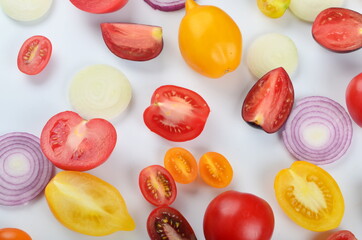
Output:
0,228,32,240
199,152,233,188
164,147,198,184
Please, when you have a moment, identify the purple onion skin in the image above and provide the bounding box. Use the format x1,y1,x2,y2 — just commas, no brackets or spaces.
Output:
144,0,186,11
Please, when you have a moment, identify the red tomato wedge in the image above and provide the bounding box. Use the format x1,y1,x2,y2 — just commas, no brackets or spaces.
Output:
69,0,128,14
40,111,117,171
346,73,362,127
242,67,294,133
17,35,52,75
312,8,362,53
143,85,210,142
327,230,357,240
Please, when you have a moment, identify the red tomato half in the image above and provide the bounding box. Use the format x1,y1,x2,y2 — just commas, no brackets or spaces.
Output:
143,85,210,142
139,165,177,206
327,230,357,240
203,190,275,240
40,111,117,171
17,35,52,75
0,228,32,240
69,0,128,14
242,67,294,133
346,73,362,127
147,206,196,240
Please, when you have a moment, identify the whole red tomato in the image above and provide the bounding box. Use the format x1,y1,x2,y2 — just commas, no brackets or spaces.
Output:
346,73,362,127
203,190,274,240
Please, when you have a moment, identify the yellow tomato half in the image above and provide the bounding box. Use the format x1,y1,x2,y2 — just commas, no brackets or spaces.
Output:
178,0,242,78
257,0,290,18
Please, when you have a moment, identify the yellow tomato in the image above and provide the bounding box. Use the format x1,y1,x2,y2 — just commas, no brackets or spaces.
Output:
257,0,291,18
45,171,135,236
178,0,242,78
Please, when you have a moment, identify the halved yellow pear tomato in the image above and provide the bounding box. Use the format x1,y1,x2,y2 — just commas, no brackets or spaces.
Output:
45,171,135,236
274,161,344,232
257,0,290,18
178,0,242,78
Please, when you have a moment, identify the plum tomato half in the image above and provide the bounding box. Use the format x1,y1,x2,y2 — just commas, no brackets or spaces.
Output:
40,111,117,171
312,8,362,53
69,0,128,13
0,228,32,240
139,165,177,206
203,190,275,240
327,230,357,240
346,72,362,127
147,206,196,240
17,35,52,75
143,85,210,142
242,67,294,133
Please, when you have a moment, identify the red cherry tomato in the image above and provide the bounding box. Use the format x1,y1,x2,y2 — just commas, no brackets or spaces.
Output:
69,0,128,13
346,73,362,127
17,35,52,75
0,228,32,240
143,85,210,142
327,230,357,240
139,165,177,206
203,190,275,240
147,206,196,240
242,67,294,133
40,111,117,171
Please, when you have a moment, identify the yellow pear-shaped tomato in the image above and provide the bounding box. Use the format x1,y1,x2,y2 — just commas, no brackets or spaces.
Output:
179,0,242,78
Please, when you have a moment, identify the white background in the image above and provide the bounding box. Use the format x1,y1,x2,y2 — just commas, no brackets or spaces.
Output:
0,0,361,239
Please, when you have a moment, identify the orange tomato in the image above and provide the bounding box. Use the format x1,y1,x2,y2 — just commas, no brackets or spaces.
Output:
274,161,344,232
0,228,32,240
199,152,233,188
178,0,242,78
164,147,198,184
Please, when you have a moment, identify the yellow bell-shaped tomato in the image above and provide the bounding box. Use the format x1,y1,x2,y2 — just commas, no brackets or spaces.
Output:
179,0,242,78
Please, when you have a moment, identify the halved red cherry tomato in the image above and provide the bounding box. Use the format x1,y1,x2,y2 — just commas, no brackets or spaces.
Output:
147,206,196,240
242,67,294,133
327,230,357,240
143,85,210,142
17,35,52,75
0,228,32,240
69,0,128,14
346,73,362,127
139,165,177,206
40,111,117,171
164,147,198,184
312,8,362,53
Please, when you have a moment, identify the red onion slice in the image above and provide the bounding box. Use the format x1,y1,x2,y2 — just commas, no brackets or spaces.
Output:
282,96,353,165
144,0,186,11
0,132,54,206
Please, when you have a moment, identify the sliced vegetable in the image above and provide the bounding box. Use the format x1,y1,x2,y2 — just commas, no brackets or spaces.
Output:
17,35,52,75
0,132,54,206
178,0,242,78
242,67,294,133
346,73,362,127
69,64,132,120
101,23,163,61
327,230,357,240
164,147,198,184
247,33,298,79
139,165,177,206
144,0,186,11
147,206,196,240
199,152,233,188
282,96,352,165
257,0,291,18
0,0,53,22
274,161,344,231
0,228,32,240
45,171,135,236
69,0,128,14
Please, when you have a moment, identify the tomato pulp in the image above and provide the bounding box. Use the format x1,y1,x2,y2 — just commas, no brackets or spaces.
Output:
327,230,357,240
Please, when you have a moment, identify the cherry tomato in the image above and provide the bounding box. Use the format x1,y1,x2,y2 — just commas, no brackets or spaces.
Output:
242,67,294,133
40,111,117,171
17,35,52,75
327,230,357,240
203,190,275,240
69,0,128,13
274,161,344,231
257,0,291,18
139,165,177,206
164,147,198,184
45,171,135,236
147,206,196,240
312,8,362,53
346,73,362,127
199,152,233,188
0,228,32,240
143,85,210,142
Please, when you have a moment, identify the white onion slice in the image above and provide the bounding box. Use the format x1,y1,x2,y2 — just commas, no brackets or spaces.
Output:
0,0,53,22
69,64,132,120
247,33,298,79
282,96,352,165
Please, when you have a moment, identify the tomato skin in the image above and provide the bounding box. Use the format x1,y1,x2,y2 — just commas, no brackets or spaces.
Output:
143,85,210,142
0,228,32,240
40,111,117,171
17,35,52,75
203,190,275,240
69,0,128,14
257,0,291,18
242,67,294,133
327,230,357,240
346,73,362,127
